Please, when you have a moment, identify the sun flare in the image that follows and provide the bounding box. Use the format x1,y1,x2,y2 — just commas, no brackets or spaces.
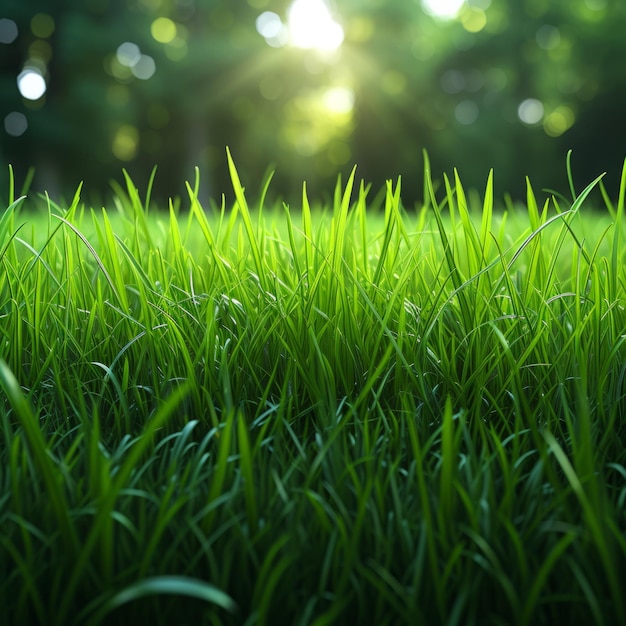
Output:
287,0,344,51
421,0,465,19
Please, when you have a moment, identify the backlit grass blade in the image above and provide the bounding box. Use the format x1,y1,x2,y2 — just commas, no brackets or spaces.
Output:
121,168,154,246
95,208,130,311
0,196,26,267
7,163,15,205
479,169,494,262
330,164,357,277
454,168,482,276
609,158,626,302
2,156,626,625
52,214,124,309
0,196,23,245
186,179,215,246
226,147,266,291
425,165,473,331
371,178,400,288
301,181,314,281
566,149,576,200
422,149,432,210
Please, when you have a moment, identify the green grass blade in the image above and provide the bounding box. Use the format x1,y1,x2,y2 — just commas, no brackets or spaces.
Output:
0,360,79,555
84,576,237,625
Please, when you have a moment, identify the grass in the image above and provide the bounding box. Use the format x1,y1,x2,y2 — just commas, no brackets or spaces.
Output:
1,149,625,625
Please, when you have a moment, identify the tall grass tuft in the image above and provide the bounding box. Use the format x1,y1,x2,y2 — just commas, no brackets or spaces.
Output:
1,154,625,625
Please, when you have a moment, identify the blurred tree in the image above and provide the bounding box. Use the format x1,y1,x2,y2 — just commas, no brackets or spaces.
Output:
1,0,625,208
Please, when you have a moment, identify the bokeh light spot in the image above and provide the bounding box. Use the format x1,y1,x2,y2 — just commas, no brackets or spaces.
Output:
117,42,141,67
31,14,55,39
484,67,508,92
256,12,283,38
441,70,466,94
411,38,435,61
112,125,139,160
24,57,47,75
256,11,289,47
4,112,28,137
0,18,18,44
461,8,487,32
287,0,344,51
543,106,575,137
106,54,133,81
131,55,156,80
151,17,177,44
323,87,354,114
518,98,544,124
455,100,479,125
291,130,318,157
164,37,188,61
422,0,465,19
347,17,374,43
536,25,560,50
466,69,484,92
17,69,47,100
29,40,53,63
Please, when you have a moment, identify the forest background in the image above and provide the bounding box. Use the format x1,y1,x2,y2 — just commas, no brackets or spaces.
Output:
1,0,625,206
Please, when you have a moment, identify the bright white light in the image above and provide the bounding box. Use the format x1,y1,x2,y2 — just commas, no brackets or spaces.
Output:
256,11,283,38
422,0,465,19
323,86,354,114
287,0,344,51
256,11,289,47
518,98,544,125
17,69,47,100
116,42,141,67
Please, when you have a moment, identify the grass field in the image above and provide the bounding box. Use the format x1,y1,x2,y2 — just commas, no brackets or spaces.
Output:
1,151,625,625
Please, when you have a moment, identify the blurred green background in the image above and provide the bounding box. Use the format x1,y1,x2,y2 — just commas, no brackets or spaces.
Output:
1,0,625,207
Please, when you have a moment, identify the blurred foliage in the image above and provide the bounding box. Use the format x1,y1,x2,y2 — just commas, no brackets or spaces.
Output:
1,0,625,207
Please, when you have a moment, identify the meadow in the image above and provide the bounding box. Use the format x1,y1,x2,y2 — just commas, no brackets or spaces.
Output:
1,151,625,625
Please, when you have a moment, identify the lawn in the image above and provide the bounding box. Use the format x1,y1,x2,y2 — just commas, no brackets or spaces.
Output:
1,151,625,625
